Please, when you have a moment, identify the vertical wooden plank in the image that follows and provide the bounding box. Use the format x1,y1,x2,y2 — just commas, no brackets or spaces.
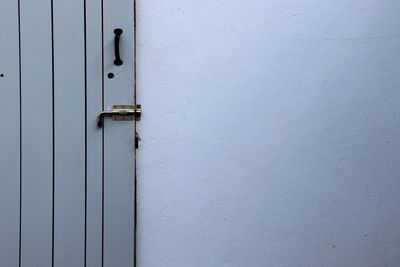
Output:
19,0,53,266
86,0,103,265
0,0,20,265
53,0,86,265
103,0,135,265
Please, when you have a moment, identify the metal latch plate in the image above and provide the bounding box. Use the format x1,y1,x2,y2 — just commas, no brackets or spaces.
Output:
112,105,140,121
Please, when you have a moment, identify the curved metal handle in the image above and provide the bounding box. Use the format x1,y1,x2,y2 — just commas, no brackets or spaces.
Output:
97,111,111,128
114,28,123,66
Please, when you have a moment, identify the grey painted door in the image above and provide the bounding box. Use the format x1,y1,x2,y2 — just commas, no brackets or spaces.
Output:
136,1,400,266
0,0,136,266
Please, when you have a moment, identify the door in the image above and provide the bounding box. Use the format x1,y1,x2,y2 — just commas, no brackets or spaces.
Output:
0,0,136,266
136,1,400,266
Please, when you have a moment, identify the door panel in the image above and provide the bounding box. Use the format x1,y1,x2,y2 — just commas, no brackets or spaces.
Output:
85,0,104,265
103,0,136,265
0,0,135,265
137,1,400,266
19,0,53,266
0,0,20,265
53,0,86,265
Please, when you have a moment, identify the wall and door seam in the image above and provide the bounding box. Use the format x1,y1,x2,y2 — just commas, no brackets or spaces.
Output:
134,0,138,265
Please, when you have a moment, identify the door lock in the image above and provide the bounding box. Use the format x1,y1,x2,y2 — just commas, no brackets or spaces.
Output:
97,104,141,127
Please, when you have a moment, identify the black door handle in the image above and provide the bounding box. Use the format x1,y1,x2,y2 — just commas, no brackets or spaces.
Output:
114,28,123,66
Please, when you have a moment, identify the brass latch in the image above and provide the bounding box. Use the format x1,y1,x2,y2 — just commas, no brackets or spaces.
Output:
97,104,141,127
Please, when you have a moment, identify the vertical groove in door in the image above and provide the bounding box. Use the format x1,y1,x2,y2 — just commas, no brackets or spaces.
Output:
133,0,138,265
18,0,22,264
84,0,88,265
51,0,55,265
101,0,105,265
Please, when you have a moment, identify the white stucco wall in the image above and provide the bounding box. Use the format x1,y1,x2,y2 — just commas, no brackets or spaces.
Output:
137,1,400,266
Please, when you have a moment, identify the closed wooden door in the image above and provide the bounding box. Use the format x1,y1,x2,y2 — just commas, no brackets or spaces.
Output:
0,0,136,266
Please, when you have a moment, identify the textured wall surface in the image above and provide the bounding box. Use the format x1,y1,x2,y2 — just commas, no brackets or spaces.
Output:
136,1,400,266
